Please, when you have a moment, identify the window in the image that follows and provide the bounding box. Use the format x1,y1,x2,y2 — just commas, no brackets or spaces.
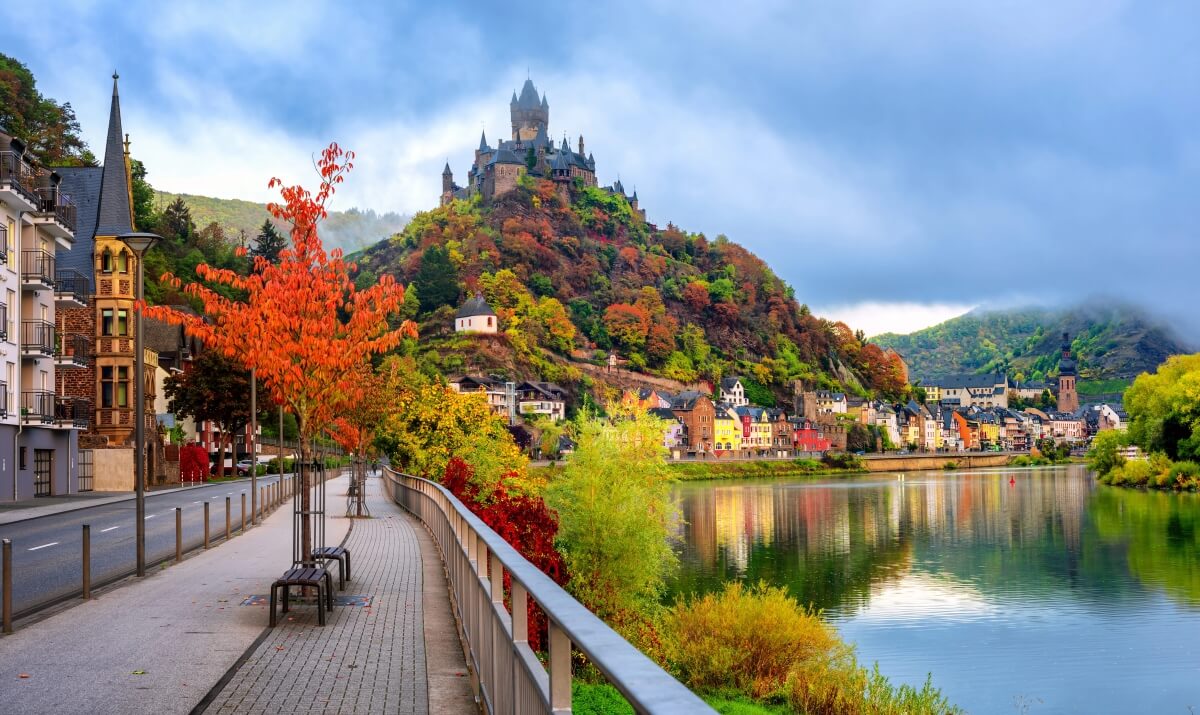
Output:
117,309,128,336
116,251,129,273
100,249,112,273
5,289,12,338
487,316,493,327
19,446,26,471
101,366,129,408
5,218,13,265
5,363,11,414
101,309,113,336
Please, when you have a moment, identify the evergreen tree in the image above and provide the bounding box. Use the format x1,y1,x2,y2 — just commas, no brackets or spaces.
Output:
129,159,156,231
525,146,537,171
161,197,196,242
250,220,287,264
413,245,459,313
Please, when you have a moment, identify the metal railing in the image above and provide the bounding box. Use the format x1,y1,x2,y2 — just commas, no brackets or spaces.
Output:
21,390,54,424
0,380,6,419
55,269,91,305
381,468,712,715
0,224,6,265
21,249,55,287
55,397,90,428
35,186,77,232
58,331,91,367
21,320,54,356
0,151,37,204
0,302,6,341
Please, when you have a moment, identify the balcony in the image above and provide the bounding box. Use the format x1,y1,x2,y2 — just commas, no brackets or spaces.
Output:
21,320,54,358
56,332,91,368
55,396,90,430
0,225,7,266
54,269,90,307
21,390,54,425
0,151,38,211
22,250,55,291
32,186,76,240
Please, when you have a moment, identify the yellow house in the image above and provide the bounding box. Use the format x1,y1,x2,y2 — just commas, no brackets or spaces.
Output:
714,406,742,453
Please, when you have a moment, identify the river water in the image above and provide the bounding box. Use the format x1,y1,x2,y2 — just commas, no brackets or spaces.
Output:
670,465,1200,713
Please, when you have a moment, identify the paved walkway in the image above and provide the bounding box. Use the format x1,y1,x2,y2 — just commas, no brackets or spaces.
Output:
204,476,475,714
0,472,472,714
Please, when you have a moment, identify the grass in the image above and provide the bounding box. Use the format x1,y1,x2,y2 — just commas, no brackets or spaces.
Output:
1077,378,1131,396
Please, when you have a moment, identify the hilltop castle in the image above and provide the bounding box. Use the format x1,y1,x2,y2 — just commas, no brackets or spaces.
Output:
440,78,643,216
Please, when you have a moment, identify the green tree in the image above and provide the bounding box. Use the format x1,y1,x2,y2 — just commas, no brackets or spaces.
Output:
161,197,196,242
130,159,156,231
544,410,679,642
249,220,287,264
413,245,459,314
164,351,262,477
0,53,95,166
1087,429,1129,476
525,146,537,171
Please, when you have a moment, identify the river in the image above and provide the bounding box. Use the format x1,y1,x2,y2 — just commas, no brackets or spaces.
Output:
670,465,1200,713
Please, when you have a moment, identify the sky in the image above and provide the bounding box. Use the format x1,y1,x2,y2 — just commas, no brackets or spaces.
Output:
4,1,1197,338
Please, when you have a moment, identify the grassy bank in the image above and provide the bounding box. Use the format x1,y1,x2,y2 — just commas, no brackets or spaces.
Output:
532,457,867,483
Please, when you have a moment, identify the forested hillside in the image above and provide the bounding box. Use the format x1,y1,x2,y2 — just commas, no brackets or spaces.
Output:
353,177,908,404
153,191,409,255
872,304,1191,385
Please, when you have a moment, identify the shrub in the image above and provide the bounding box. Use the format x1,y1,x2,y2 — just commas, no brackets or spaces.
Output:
942,461,959,470
1168,461,1200,489
571,681,633,715
664,582,839,699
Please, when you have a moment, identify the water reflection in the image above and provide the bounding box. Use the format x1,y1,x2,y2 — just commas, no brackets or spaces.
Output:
671,466,1200,711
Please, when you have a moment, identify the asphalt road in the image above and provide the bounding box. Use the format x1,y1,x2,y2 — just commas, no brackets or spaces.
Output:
0,474,295,617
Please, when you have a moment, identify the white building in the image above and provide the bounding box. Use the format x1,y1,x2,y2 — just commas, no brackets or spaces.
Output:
454,294,498,334
719,377,748,407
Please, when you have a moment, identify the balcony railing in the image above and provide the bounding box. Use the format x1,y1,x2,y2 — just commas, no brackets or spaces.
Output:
0,151,38,206
57,332,91,367
21,320,54,357
54,269,91,307
35,186,77,233
0,380,6,418
0,302,6,342
56,396,90,429
22,250,55,289
0,224,7,265
21,390,54,425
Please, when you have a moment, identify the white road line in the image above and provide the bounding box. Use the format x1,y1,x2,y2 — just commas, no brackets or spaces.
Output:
101,526,120,533
145,515,156,520
28,542,58,551
192,501,201,504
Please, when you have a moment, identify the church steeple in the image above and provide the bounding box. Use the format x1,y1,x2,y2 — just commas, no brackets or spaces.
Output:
478,130,489,152
96,72,134,236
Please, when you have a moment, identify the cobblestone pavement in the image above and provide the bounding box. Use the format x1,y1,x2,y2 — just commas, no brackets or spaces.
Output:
206,477,462,714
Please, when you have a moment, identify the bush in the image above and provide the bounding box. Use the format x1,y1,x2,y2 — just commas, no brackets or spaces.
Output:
664,582,839,699
942,461,959,470
571,681,633,715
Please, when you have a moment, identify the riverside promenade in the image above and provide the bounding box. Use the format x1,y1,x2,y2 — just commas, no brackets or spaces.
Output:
0,472,474,714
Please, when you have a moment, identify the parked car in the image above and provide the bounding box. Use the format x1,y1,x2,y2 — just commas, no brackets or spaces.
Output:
235,459,255,476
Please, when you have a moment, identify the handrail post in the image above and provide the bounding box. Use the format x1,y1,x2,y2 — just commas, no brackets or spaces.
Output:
549,621,571,713
512,582,528,642
225,496,231,541
175,508,182,562
203,501,210,549
81,524,91,599
241,493,246,533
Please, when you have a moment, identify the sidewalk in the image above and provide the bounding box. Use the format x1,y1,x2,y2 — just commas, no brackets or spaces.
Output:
202,474,476,714
0,472,469,714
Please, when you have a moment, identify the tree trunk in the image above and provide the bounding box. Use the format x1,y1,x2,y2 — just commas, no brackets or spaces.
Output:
299,434,312,564
217,428,227,479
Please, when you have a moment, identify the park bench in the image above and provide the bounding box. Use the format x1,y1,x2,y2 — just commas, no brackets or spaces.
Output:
311,546,351,590
269,566,334,626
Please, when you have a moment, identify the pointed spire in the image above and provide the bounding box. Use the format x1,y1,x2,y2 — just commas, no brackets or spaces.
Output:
541,93,548,109
478,130,489,151
511,90,518,105
96,71,134,236
443,161,453,176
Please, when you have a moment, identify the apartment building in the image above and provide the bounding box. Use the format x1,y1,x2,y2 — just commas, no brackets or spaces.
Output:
0,131,89,500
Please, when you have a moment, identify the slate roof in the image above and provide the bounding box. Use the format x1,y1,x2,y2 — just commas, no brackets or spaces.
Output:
720,377,742,390
515,79,542,108
95,75,134,237
488,147,524,166
455,294,496,319
648,407,679,422
670,391,708,410
53,166,103,289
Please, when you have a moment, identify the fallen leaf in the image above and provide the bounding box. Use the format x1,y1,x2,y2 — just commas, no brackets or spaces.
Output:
18,673,30,679
132,670,147,675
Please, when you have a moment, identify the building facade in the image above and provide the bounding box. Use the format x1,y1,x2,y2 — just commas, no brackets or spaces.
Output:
1057,333,1079,413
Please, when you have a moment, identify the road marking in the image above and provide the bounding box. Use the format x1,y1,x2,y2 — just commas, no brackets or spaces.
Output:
101,526,120,533
192,501,201,504
145,515,156,520
28,542,58,551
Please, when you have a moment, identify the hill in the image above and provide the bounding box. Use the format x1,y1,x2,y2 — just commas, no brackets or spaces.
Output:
154,191,409,255
871,304,1191,388
352,178,908,405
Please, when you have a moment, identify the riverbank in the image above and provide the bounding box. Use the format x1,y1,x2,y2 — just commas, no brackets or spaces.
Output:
531,458,866,483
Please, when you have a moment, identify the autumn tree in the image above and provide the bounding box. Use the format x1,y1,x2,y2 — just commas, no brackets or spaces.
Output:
147,143,413,561
164,351,262,477
603,303,651,353
0,52,95,165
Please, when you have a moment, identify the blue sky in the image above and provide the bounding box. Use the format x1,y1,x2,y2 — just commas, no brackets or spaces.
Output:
5,1,1198,336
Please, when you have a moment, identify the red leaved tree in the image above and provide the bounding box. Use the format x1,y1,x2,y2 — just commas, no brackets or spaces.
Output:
146,143,414,560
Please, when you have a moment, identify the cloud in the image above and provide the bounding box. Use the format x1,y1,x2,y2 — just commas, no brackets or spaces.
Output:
815,302,975,339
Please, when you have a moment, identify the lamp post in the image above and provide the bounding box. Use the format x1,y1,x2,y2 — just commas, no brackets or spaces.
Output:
120,232,161,578
250,367,257,524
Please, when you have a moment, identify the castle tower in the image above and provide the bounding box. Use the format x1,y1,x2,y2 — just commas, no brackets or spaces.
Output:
1057,332,1079,413
510,78,548,142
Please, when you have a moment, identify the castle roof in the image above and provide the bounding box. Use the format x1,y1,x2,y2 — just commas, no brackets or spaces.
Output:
455,294,496,319
516,78,541,109
488,147,524,166
96,73,134,237
478,131,489,152
442,161,452,176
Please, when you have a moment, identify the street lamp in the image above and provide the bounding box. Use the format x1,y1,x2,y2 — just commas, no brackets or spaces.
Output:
120,232,161,578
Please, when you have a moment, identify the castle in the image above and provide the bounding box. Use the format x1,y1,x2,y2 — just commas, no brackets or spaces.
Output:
440,78,643,216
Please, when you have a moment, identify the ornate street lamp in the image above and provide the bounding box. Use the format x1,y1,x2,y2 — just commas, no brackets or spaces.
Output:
120,232,161,577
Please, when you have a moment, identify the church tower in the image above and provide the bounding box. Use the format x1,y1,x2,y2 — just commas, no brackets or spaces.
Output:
510,78,548,141
1057,332,1079,413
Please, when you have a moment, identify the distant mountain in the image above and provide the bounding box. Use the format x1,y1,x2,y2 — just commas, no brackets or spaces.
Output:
872,304,1192,387
154,191,410,255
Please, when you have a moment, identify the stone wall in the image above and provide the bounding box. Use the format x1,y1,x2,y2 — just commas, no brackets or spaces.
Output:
862,453,1013,473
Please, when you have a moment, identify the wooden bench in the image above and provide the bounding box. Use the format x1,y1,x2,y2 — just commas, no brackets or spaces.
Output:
269,566,334,626
311,546,351,590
